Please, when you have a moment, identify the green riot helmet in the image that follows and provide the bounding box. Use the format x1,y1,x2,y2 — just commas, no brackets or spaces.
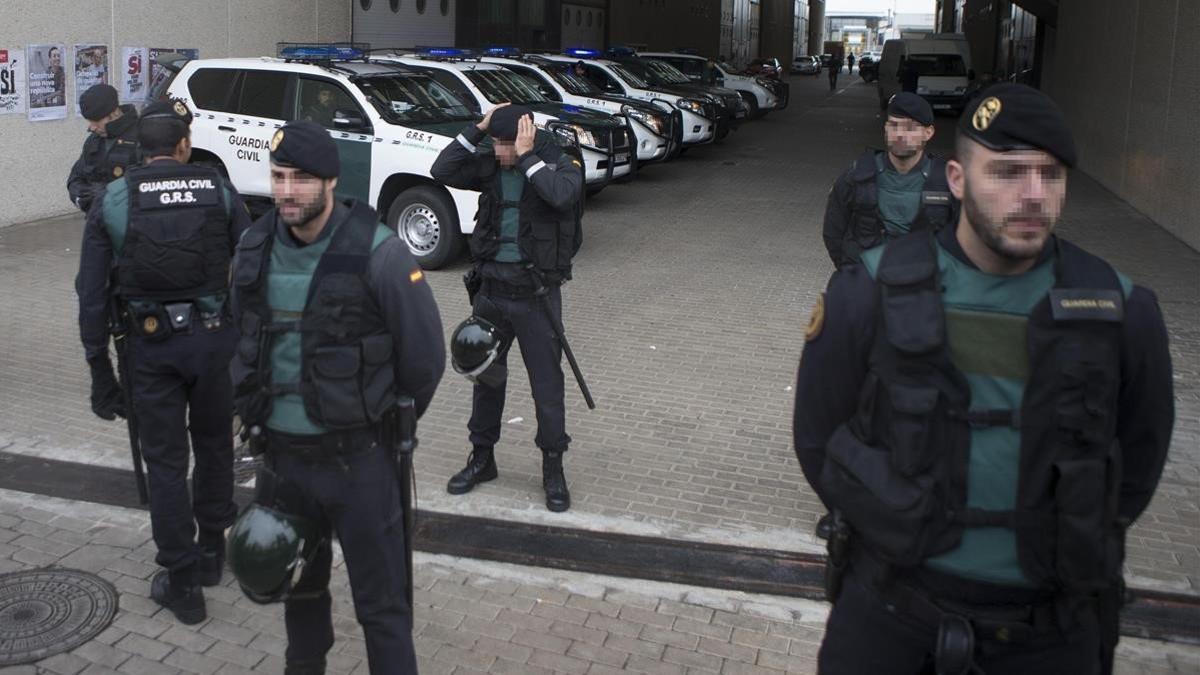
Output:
226,503,322,604
450,315,510,388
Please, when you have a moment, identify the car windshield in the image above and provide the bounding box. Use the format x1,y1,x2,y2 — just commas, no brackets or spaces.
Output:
355,73,475,123
908,54,967,76
544,65,601,95
641,59,691,85
665,58,706,79
607,62,651,89
464,69,548,104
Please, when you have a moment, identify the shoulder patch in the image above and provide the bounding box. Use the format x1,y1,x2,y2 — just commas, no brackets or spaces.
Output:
571,159,581,168
805,293,826,342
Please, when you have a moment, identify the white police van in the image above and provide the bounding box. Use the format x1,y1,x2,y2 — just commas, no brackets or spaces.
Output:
375,49,632,195
158,44,493,269
639,51,785,117
539,50,718,147
477,48,677,165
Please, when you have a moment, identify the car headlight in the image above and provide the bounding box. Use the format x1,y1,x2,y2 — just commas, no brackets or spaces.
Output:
676,98,705,115
755,77,771,88
622,105,665,134
569,124,597,147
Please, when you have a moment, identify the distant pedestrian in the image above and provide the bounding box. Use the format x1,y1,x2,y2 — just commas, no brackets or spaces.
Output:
828,55,843,90
847,53,855,74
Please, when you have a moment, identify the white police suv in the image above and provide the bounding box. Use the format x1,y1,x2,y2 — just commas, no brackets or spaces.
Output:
539,50,717,147
477,48,677,165
376,49,633,195
639,51,785,117
159,44,493,269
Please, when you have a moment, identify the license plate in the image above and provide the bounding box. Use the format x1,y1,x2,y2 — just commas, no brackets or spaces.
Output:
933,104,952,109
615,153,629,163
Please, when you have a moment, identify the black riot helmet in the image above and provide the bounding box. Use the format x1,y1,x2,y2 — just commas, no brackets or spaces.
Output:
226,503,324,604
450,315,510,388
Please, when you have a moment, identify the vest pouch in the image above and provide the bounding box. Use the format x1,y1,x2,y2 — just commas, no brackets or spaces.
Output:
822,425,942,566
309,345,369,429
1052,457,1109,590
530,219,559,272
883,288,944,354
127,219,212,292
887,383,939,475
233,228,271,289
359,334,398,424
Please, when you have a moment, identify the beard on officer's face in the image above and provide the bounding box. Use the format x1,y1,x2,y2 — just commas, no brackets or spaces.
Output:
962,181,1055,262
277,187,329,228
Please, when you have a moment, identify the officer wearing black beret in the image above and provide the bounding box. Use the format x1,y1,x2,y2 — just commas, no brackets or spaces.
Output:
76,98,251,624
68,84,141,212
228,120,444,673
794,83,1174,674
822,92,958,271
432,102,584,513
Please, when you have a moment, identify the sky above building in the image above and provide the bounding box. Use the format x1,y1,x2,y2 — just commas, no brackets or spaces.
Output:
826,0,935,14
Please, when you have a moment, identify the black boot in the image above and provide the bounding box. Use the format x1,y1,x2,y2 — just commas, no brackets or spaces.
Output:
198,531,224,587
151,570,206,625
447,446,498,495
542,451,570,513
284,657,326,675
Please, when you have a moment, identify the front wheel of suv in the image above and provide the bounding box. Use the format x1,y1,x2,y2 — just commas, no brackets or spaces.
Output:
389,185,461,270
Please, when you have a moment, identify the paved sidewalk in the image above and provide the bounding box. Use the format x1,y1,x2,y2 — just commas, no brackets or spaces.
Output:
0,488,1194,675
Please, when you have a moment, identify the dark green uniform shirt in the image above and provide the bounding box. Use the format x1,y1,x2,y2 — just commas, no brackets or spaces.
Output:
875,154,929,237
494,168,525,263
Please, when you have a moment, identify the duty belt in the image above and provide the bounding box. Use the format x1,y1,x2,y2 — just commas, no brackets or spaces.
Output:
481,277,538,299
265,428,379,463
851,551,1064,645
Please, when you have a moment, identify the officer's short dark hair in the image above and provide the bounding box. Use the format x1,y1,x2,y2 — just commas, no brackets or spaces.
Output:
954,130,975,167
139,118,189,157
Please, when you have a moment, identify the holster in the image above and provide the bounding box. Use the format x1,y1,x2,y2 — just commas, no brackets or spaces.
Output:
463,267,482,306
824,511,852,602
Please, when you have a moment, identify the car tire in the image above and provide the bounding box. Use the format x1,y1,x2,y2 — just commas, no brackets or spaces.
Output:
388,185,461,270
740,92,761,119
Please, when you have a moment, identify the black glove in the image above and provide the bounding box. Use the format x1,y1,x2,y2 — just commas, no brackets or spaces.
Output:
88,356,126,421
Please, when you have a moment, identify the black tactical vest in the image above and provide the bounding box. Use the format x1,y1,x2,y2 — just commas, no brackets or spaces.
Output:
820,231,1126,593
468,153,581,281
117,163,230,301
841,151,955,260
231,201,397,432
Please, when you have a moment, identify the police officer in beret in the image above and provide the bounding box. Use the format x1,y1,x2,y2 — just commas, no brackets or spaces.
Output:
432,103,584,513
75,99,250,624
68,83,141,213
230,120,445,673
794,83,1174,674
823,92,957,270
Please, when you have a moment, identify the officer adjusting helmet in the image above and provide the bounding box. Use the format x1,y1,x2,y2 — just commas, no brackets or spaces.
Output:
226,503,323,604
450,315,510,388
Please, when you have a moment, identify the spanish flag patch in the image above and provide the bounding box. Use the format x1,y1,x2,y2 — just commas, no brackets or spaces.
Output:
409,269,425,283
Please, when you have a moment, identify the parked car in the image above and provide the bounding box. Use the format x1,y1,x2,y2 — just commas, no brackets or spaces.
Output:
858,51,881,82
745,58,783,80
791,55,821,76
158,45,489,269
640,51,783,117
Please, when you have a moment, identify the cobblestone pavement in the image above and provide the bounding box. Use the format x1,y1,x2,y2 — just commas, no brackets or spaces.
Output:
0,488,1193,675
0,72,1197,672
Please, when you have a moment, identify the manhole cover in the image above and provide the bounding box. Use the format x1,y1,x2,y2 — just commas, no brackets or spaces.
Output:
0,568,118,665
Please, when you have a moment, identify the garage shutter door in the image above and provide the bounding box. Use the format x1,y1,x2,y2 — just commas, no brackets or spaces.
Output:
352,0,456,50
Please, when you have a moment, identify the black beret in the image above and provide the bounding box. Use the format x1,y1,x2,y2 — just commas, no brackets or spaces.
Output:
958,83,1077,167
886,92,934,126
140,99,193,126
489,105,533,141
79,84,118,121
269,121,340,178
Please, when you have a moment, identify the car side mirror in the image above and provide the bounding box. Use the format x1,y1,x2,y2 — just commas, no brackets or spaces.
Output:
539,85,560,101
333,109,369,131
604,82,619,93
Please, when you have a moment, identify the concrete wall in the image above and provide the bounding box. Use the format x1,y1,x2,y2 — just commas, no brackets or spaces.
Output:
1048,0,1199,250
0,0,349,228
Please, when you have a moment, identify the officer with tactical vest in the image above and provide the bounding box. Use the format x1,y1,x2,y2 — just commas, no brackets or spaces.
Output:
228,121,444,674
822,93,957,270
793,84,1175,674
69,84,141,213
432,103,584,513
75,99,250,624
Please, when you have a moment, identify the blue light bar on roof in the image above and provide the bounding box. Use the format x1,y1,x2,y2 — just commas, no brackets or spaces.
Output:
279,44,364,60
422,47,470,57
484,46,521,56
563,48,601,58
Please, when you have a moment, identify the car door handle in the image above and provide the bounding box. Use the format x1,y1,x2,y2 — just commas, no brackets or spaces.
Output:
218,125,236,132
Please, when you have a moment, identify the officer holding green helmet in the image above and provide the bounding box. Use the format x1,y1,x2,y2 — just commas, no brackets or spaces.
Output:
228,120,445,674
794,84,1174,674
